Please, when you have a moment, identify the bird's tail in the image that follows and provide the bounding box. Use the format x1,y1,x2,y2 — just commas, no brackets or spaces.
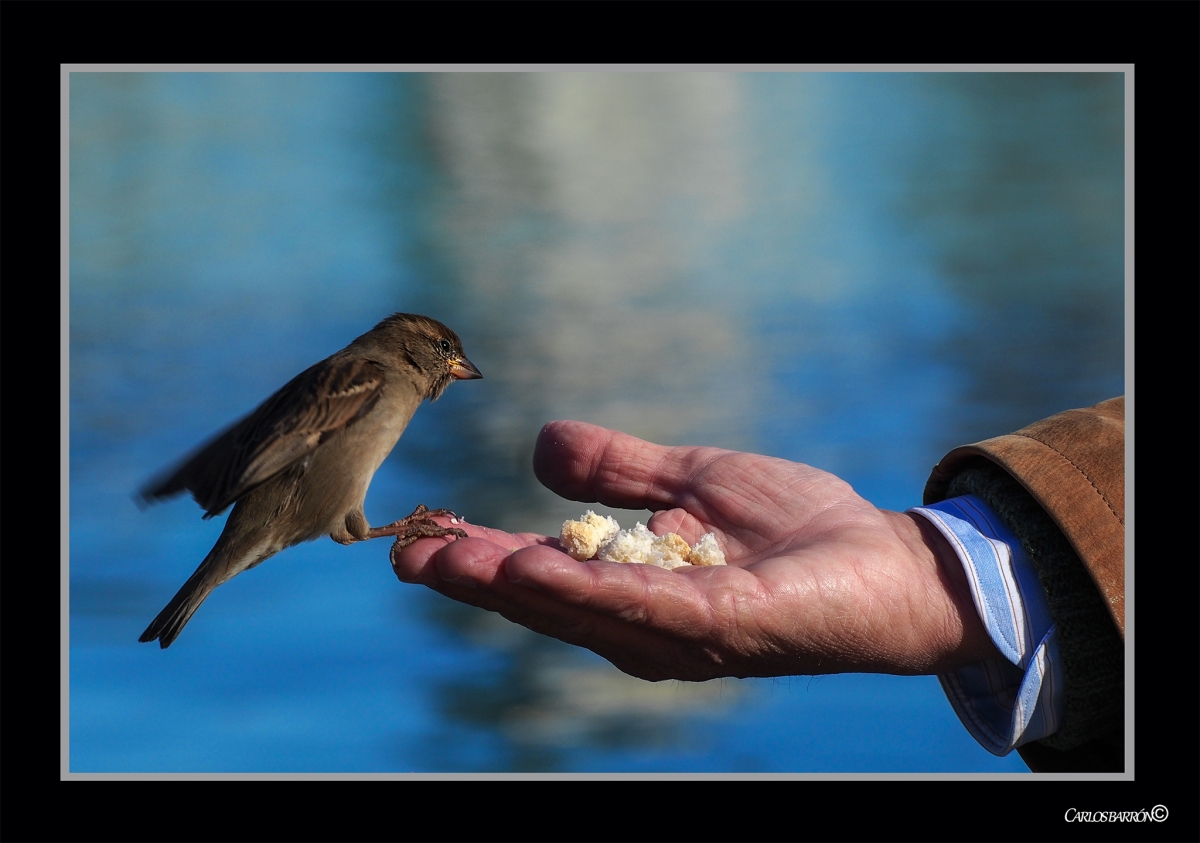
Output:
141,500,281,649
139,548,227,649
140,530,265,648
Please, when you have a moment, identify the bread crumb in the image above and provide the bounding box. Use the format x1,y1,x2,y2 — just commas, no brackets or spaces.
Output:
563,512,728,569
687,533,726,566
596,524,701,569
559,511,622,561
596,523,656,564
649,532,692,569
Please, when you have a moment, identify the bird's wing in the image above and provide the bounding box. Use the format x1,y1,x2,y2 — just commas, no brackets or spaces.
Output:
140,355,386,517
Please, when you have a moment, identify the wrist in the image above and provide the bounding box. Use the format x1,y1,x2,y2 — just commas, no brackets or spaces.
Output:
892,511,1002,673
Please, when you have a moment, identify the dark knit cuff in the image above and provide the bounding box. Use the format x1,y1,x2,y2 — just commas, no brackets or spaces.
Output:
945,461,1123,753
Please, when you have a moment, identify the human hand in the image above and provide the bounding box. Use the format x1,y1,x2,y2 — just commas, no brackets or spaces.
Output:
393,421,999,681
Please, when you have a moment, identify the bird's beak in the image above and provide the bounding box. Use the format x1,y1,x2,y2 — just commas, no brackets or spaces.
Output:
449,356,483,380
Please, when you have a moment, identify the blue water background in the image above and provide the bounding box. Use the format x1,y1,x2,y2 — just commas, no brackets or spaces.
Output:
69,72,1125,772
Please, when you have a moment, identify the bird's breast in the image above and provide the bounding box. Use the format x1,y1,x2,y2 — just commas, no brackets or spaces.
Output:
290,380,422,537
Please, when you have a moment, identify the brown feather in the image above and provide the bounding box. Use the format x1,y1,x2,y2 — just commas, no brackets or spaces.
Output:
140,357,386,517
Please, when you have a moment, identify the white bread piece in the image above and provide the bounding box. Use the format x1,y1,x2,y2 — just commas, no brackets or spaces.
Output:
568,511,724,569
648,532,693,569
559,511,622,561
597,523,695,569
687,533,727,566
596,523,656,564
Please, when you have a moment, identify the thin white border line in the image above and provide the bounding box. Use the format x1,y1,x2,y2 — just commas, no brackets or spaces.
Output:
61,65,1133,782
64,771,1117,781
61,63,1135,73
61,65,73,781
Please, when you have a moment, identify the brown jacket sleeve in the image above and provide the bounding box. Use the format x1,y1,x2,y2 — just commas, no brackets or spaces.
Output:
924,397,1125,772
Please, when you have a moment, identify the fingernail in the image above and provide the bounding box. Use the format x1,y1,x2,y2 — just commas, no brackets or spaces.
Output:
390,550,417,583
435,559,477,588
505,568,538,590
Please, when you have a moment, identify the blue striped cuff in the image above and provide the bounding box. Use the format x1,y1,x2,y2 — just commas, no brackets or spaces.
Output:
910,496,1064,756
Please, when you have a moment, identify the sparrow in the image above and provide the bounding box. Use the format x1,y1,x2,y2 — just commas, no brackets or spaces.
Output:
137,313,482,648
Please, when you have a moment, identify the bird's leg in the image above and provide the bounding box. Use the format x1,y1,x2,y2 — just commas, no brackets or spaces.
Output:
363,503,469,549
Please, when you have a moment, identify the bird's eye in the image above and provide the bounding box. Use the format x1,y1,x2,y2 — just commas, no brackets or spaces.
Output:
439,339,452,354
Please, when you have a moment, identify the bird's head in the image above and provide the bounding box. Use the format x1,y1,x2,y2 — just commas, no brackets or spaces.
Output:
365,313,482,400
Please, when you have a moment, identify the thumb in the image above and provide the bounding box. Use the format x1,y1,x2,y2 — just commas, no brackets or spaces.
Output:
533,421,725,511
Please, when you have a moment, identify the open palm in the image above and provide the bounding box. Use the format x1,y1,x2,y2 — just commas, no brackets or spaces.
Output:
392,421,997,681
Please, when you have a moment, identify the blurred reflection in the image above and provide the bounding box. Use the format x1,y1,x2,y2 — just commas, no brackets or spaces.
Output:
900,73,1124,441
373,74,760,767
378,74,760,532
412,597,739,771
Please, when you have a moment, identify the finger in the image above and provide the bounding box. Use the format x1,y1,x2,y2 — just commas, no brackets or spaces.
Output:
390,524,551,583
423,537,718,638
416,513,548,550
646,508,712,544
390,536,574,633
401,535,783,681
397,537,647,644
533,420,729,511
457,522,555,551
501,546,726,638
431,540,738,680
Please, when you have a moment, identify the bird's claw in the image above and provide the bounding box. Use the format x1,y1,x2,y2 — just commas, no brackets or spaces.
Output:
366,504,462,537
387,524,469,569
367,504,468,570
